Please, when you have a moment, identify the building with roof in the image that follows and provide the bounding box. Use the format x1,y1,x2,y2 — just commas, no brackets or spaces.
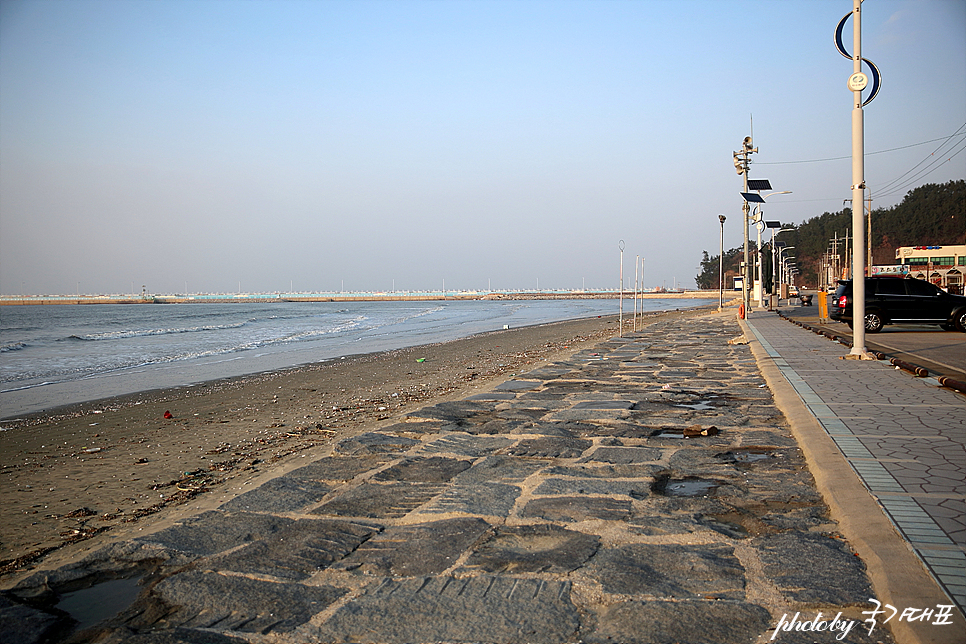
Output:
895,245,966,294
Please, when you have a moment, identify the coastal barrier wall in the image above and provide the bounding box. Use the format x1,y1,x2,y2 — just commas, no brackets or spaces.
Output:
0,291,724,305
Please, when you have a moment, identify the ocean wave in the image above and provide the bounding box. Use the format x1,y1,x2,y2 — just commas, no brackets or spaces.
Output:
63,321,249,342
236,316,367,349
0,301,647,403
2,315,372,387
1,381,54,394
94,315,369,371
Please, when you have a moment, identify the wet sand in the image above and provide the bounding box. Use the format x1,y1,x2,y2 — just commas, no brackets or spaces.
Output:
1,311,684,577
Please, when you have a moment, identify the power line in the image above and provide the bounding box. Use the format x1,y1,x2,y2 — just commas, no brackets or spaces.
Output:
756,128,966,165
755,125,966,208
874,123,966,198
875,138,966,200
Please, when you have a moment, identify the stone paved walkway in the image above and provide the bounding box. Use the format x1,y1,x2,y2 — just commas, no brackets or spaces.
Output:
744,309,966,617
3,309,962,643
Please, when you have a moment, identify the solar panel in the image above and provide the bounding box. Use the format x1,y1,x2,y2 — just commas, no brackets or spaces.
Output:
740,192,765,203
765,221,782,228
746,179,772,191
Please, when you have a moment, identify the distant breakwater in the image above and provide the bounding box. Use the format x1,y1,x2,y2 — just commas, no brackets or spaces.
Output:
0,291,722,306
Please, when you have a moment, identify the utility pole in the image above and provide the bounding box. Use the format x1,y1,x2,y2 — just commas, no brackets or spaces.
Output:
845,193,874,269
830,234,840,282
844,229,852,278
867,192,873,268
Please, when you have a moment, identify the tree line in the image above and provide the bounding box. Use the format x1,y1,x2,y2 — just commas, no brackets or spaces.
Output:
694,180,965,290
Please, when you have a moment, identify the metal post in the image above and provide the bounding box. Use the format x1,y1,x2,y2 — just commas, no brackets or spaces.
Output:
768,235,779,309
640,257,646,328
634,255,641,333
866,192,873,269
755,206,764,309
734,137,755,316
641,257,647,296
718,215,726,310
618,240,624,337
742,172,750,314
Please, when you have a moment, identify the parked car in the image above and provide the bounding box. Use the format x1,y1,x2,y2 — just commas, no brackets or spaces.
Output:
830,277,966,333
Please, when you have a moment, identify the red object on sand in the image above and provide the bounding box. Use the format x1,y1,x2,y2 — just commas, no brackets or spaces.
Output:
163,411,173,419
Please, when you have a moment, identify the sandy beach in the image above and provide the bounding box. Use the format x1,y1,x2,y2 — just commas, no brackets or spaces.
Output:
1,310,679,577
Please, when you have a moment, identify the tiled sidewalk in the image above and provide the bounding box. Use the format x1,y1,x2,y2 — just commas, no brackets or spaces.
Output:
745,310,966,614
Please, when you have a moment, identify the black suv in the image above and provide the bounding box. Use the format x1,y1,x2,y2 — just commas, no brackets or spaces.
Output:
830,277,966,333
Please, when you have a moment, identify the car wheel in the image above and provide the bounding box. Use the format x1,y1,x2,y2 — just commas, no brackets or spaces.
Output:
865,311,884,333
956,310,966,333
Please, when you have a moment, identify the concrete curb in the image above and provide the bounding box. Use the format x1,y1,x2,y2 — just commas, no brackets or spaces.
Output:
738,313,965,644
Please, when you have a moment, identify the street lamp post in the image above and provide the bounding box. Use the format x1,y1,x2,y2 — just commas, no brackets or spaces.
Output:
753,205,762,308
836,0,880,358
781,256,796,297
754,191,792,309
718,215,726,311
733,137,758,315
768,227,794,309
778,247,795,303
849,0,868,356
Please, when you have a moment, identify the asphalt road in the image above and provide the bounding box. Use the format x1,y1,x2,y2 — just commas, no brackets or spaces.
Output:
776,295,966,382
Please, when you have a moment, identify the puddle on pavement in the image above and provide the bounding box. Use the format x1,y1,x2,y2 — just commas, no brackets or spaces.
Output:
652,474,720,497
716,448,776,464
733,452,771,462
649,429,685,439
674,401,715,411
664,479,718,497
56,575,144,631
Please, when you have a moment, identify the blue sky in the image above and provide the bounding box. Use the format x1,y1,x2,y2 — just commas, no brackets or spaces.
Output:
1,0,964,295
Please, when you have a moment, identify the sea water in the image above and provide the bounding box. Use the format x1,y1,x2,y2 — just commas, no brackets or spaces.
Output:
1,299,709,418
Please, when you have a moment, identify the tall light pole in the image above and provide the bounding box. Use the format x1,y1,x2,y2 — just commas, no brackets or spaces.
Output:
778,246,795,302
781,256,796,296
768,226,794,309
836,0,880,358
718,214,726,311
736,147,774,316
849,0,868,356
734,137,756,314
754,191,792,309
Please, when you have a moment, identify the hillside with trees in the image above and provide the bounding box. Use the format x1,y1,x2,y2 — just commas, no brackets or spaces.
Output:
695,180,965,290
